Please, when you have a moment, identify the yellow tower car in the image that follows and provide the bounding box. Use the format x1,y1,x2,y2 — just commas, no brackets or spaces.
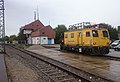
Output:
60,22,110,55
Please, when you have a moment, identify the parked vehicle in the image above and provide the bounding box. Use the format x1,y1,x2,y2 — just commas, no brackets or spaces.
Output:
113,44,120,51
60,22,110,55
111,40,120,48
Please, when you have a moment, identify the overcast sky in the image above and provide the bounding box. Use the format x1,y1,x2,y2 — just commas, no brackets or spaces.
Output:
5,0,120,36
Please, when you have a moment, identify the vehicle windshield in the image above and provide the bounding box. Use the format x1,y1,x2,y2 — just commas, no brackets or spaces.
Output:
112,40,120,44
116,44,120,47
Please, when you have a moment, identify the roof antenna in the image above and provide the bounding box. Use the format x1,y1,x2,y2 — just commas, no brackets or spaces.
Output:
34,11,36,21
49,20,50,25
37,6,39,20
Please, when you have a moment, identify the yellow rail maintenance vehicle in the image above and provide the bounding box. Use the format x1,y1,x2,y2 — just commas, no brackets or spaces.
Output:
60,22,110,55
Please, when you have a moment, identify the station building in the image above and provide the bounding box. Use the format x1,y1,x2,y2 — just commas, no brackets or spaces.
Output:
21,20,55,44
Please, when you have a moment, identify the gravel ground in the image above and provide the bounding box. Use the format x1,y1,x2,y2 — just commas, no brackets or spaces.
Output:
27,45,45,50
42,44,60,48
4,44,60,82
5,54,39,82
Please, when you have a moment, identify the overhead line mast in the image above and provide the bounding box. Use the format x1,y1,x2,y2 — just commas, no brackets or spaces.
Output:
0,0,5,53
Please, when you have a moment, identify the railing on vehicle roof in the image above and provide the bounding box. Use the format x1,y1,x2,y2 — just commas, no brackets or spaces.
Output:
68,22,103,31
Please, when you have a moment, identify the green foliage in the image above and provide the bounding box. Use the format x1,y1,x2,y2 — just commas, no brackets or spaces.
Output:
9,35,17,43
54,25,68,44
17,30,27,44
4,36,9,41
100,23,119,40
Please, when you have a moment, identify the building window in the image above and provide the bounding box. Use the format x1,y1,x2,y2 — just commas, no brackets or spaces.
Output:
86,32,90,37
92,30,98,37
43,38,46,40
71,33,74,38
37,38,39,40
65,34,68,38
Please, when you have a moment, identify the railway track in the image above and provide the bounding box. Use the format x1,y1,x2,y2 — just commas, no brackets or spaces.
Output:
5,45,112,82
6,45,88,82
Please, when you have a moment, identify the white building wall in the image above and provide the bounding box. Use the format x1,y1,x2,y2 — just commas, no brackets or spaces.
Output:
29,36,55,44
40,36,48,44
28,36,32,44
51,39,54,44
32,37,40,44
31,36,48,44
23,30,32,34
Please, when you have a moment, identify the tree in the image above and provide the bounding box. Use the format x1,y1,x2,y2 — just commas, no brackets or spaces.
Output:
4,36,9,41
54,25,68,44
4,36,9,43
17,30,27,44
99,23,119,40
9,35,17,43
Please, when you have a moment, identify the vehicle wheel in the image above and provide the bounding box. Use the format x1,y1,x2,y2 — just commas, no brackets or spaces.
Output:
60,44,64,50
114,49,117,51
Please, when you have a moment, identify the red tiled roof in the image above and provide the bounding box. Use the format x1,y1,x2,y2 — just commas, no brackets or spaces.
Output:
44,25,55,38
23,20,44,31
22,20,55,38
31,25,55,38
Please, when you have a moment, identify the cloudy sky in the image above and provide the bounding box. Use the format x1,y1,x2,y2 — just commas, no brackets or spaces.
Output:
5,0,120,36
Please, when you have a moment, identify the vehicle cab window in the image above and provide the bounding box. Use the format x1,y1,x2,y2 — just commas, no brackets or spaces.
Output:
92,30,98,37
86,32,90,37
71,33,74,38
79,32,82,37
102,31,108,37
65,34,68,38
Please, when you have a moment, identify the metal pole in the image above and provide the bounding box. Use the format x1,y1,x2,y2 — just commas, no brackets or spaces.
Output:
0,0,5,53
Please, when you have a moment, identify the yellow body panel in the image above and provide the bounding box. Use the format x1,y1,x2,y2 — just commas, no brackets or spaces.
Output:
64,28,110,47
64,32,78,46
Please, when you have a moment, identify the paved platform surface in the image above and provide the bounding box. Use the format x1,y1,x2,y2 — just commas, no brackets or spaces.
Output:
27,45,120,82
43,44,120,58
0,54,8,82
106,49,120,58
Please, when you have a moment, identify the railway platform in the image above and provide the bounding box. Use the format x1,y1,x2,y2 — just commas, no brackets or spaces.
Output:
0,54,8,82
27,45,120,82
106,49,120,58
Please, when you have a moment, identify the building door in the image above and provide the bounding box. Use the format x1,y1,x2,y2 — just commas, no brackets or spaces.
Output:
48,38,52,44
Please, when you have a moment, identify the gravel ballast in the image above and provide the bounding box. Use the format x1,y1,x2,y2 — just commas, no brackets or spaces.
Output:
5,54,39,82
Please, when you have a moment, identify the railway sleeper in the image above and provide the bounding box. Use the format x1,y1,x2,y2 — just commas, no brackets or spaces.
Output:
53,74,71,80
40,67,55,71
38,66,51,69
44,69,58,74
40,64,54,68
49,72,67,76
59,77,76,82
